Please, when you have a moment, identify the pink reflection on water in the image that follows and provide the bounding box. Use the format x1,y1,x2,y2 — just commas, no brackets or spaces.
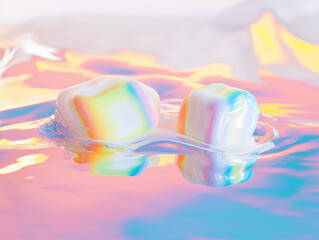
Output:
0,147,208,239
0,11,319,239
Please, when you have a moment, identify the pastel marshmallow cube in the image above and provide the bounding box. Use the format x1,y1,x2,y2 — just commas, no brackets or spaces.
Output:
55,76,160,141
177,83,259,147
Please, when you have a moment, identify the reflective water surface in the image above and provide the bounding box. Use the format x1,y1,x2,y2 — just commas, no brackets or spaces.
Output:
0,12,319,240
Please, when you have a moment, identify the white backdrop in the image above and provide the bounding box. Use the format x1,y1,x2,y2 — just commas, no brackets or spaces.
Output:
0,0,246,24
1,0,319,24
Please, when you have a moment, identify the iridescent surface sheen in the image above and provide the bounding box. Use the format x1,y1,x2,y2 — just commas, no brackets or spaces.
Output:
0,12,319,240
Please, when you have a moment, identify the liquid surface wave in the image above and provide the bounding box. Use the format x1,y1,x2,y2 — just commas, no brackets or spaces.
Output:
0,11,319,240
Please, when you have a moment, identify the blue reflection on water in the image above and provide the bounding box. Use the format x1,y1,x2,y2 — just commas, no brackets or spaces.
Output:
123,121,319,239
0,101,55,127
124,194,319,240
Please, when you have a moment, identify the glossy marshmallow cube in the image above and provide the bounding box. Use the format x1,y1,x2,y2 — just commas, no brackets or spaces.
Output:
55,76,160,141
177,83,259,147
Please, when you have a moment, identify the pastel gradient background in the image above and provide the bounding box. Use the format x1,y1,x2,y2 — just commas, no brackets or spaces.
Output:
0,0,319,239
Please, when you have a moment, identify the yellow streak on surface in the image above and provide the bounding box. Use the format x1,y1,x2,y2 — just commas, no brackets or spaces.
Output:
35,60,99,78
280,27,319,74
188,63,234,81
25,176,35,180
0,74,60,111
158,155,176,167
36,50,165,79
0,138,41,146
289,122,319,128
0,154,47,175
250,13,286,64
63,50,159,67
104,51,159,67
0,120,41,131
65,51,90,66
259,103,303,117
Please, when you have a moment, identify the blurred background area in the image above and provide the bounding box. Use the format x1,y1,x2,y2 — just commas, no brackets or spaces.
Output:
1,0,319,84
0,0,247,24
